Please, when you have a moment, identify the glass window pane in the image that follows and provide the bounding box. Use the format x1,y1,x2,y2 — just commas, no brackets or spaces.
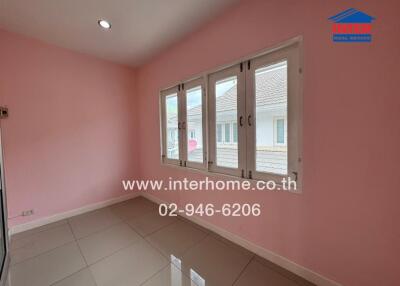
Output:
166,94,179,160
255,61,287,175
217,124,222,142
186,86,203,163
224,123,230,142
232,123,238,143
276,119,285,144
215,76,238,168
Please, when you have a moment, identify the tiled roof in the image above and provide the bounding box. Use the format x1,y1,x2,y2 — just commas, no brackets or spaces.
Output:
186,64,287,117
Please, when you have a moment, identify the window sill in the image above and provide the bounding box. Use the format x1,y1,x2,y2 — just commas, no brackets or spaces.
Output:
159,161,302,194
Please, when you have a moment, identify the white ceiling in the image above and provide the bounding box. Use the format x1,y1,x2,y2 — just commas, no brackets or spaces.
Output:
0,0,238,67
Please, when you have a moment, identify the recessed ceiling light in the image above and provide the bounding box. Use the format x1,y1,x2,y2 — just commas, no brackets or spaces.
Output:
98,19,111,29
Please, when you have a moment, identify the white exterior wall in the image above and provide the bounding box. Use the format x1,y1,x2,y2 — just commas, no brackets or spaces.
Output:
256,108,286,147
187,107,286,148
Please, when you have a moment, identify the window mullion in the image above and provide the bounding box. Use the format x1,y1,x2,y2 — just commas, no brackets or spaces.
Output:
244,60,254,179
178,85,187,166
238,65,247,178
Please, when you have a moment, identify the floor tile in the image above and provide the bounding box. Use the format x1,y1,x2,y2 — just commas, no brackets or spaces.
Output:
179,236,253,286
51,268,96,286
141,263,195,286
11,220,68,243
77,222,142,264
177,216,211,234
233,260,298,286
146,220,208,258
110,197,157,220
10,242,86,286
11,224,75,265
126,210,177,236
9,202,315,286
90,239,168,286
69,207,121,239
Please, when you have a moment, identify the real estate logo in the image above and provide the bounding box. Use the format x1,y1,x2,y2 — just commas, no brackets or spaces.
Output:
328,8,375,42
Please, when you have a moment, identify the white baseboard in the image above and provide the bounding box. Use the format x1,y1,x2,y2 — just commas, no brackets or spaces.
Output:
9,192,139,236
141,192,342,286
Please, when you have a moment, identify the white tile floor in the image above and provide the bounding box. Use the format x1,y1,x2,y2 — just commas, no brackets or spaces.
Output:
8,197,315,286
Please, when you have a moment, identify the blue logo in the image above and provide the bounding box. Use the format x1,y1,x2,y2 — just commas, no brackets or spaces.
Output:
328,8,375,42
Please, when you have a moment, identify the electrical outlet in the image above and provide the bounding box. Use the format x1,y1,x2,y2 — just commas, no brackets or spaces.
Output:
21,209,34,216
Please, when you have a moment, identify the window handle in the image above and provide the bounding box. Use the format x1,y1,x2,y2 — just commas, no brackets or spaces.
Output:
248,115,252,126
239,116,243,127
178,122,181,130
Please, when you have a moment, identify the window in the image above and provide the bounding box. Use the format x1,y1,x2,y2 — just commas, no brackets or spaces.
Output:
185,79,206,167
214,76,239,169
251,61,288,175
161,39,302,187
208,65,245,177
160,78,206,169
165,94,179,160
161,86,181,165
246,44,301,182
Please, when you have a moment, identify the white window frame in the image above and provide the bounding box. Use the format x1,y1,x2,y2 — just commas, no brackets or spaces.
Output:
245,44,301,185
208,64,246,177
160,85,182,166
160,37,302,190
182,77,207,170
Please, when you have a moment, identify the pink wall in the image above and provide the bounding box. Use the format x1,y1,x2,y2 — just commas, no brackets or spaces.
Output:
1,1,399,285
0,29,138,226
136,1,400,286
